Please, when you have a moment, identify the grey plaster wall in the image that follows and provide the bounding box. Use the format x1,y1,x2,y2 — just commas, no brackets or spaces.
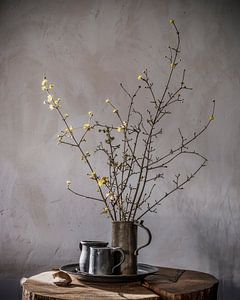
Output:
0,0,240,299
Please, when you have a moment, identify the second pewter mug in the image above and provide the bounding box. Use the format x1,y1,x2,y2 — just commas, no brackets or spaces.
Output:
79,241,108,272
89,246,125,275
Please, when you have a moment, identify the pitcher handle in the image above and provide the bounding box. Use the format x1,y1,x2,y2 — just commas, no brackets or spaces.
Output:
134,220,152,255
111,247,125,273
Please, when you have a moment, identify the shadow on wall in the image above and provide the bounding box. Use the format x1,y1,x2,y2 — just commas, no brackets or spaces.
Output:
219,280,240,300
178,196,240,300
0,279,22,300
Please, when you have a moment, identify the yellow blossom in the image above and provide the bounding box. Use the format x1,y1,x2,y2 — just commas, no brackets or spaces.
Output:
107,191,115,201
88,111,93,117
113,109,118,113
170,19,175,24
66,180,71,187
137,75,142,81
47,95,53,103
49,84,54,90
64,113,69,118
105,98,110,103
117,127,124,133
209,115,215,121
170,63,177,69
97,176,108,187
117,121,127,133
54,100,60,107
41,79,48,87
106,192,114,198
64,126,73,133
83,123,91,130
101,207,109,214
49,104,54,110
90,171,97,179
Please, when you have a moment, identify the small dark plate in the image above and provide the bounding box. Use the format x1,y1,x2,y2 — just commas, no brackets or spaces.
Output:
60,263,158,283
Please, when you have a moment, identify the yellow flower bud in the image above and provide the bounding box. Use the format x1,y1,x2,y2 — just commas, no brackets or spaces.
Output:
105,98,110,103
209,115,215,121
90,171,97,179
49,104,54,110
83,123,91,130
41,79,48,87
170,63,177,69
101,207,109,214
66,180,71,186
47,95,53,103
117,127,124,133
170,19,175,24
137,75,142,81
97,176,108,187
49,84,54,90
88,111,93,117
113,109,118,113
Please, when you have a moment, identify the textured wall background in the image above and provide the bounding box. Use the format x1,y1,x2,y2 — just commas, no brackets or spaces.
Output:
0,0,240,299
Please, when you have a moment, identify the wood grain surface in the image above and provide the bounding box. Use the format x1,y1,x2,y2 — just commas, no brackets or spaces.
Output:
22,266,218,300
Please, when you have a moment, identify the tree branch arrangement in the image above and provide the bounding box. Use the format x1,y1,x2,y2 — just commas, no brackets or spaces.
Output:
41,20,215,222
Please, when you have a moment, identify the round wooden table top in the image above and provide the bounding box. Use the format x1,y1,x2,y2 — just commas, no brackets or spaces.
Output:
22,266,218,300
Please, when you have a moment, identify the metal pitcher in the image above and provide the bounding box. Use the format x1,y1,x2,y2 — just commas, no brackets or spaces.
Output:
79,240,108,272
89,246,125,275
111,220,152,275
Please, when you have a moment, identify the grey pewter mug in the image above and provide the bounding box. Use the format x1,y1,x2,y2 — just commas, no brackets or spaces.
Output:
89,246,125,275
79,241,108,272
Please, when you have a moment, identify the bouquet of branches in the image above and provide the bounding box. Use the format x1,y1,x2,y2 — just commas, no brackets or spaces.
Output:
41,20,215,222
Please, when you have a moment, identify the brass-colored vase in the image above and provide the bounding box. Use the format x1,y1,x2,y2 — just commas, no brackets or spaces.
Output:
111,221,152,275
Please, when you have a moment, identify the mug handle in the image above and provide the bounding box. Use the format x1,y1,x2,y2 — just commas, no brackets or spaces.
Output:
134,220,152,255
111,247,125,273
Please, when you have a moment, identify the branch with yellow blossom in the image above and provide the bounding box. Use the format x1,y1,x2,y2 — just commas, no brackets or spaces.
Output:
41,80,114,220
41,19,215,222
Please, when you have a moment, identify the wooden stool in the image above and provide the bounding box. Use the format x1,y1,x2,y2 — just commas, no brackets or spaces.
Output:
22,266,218,300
